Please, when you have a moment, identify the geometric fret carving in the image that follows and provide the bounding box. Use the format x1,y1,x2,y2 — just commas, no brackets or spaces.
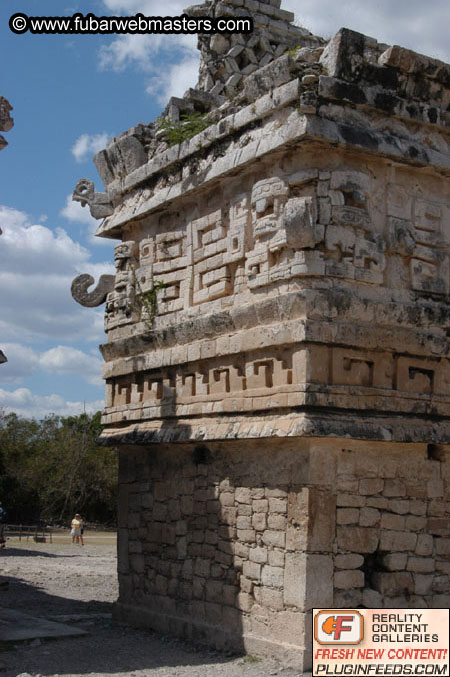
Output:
105,346,450,422
331,349,392,389
192,206,246,304
99,169,450,429
107,350,296,410
387,186,450,295
411,200,448,295
105,171,450,331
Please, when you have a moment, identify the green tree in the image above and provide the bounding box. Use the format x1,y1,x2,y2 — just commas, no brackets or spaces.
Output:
0,409,118,525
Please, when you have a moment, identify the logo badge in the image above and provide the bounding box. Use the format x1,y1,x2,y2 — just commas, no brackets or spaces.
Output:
314,610,364,645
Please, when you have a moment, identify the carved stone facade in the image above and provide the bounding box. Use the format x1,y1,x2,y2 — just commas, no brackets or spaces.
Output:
72,1,450,669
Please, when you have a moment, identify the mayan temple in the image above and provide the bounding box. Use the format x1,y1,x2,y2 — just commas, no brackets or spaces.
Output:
72,0,450,668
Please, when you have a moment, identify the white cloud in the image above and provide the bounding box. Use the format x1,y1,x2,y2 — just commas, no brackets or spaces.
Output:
146,55,200,104
100,35,198,102
60,193,97,226
0,206,110,419
100,34,160,72
40,346,103,386
0,205,113,343
0,344,39,384
98,0,192,72
0,388,104,420
71,133,109,163
60,195,116,248
1,344,103,387
284,0,450,63
99,0,198,101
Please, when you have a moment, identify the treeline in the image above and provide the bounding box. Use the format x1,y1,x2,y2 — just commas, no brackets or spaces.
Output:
0,410,118,526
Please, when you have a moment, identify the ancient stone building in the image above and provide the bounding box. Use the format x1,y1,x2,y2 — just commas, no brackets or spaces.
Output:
0,93,14,365
72,0,450,668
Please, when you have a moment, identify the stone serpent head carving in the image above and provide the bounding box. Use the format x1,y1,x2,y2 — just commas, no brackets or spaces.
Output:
72,178,114,220
71,273,115,308
73,178,95,208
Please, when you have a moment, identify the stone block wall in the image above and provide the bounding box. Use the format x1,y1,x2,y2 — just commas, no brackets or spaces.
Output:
332,441,450,610
114,438,450,667
115,439,320,667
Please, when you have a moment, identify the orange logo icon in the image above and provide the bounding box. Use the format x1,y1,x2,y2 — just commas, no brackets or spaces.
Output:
314,610,364,645
322,615,355,641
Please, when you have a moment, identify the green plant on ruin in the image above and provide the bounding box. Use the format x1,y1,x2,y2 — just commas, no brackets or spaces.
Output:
158,112,212,146
135,278,167,327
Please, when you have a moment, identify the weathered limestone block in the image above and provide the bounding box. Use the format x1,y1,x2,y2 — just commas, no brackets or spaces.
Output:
244,54,292,101
363,588,382,607
94,134,147,186
372,572,414,597
335,554,364,570
359,507,380,527
284,552,333,609
381,553,408,571
334,569,365,590
337,527,379,553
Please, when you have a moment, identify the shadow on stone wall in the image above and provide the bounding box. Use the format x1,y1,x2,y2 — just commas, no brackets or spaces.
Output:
115,435,317,665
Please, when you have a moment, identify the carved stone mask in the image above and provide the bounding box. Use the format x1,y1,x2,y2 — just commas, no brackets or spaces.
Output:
114,241,136,270
73,178,95,207
251,178,289,241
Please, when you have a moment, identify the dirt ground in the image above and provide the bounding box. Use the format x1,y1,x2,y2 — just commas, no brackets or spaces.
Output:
0,535,304,677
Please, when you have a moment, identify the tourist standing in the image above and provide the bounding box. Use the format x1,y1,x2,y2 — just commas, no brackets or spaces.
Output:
70,513,83,545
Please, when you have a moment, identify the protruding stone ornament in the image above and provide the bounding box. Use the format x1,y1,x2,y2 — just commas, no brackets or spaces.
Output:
72,178,114,220
71,273,115,307
0,96,13,151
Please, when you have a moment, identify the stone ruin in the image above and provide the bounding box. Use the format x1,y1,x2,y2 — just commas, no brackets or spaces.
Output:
0,93,14,365
0,95,13,154
72,0,450,668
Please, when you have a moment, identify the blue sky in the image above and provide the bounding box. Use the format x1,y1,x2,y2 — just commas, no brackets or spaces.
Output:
1,0,450,419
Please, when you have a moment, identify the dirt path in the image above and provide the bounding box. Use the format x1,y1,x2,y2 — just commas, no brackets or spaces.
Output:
0,538,303,677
